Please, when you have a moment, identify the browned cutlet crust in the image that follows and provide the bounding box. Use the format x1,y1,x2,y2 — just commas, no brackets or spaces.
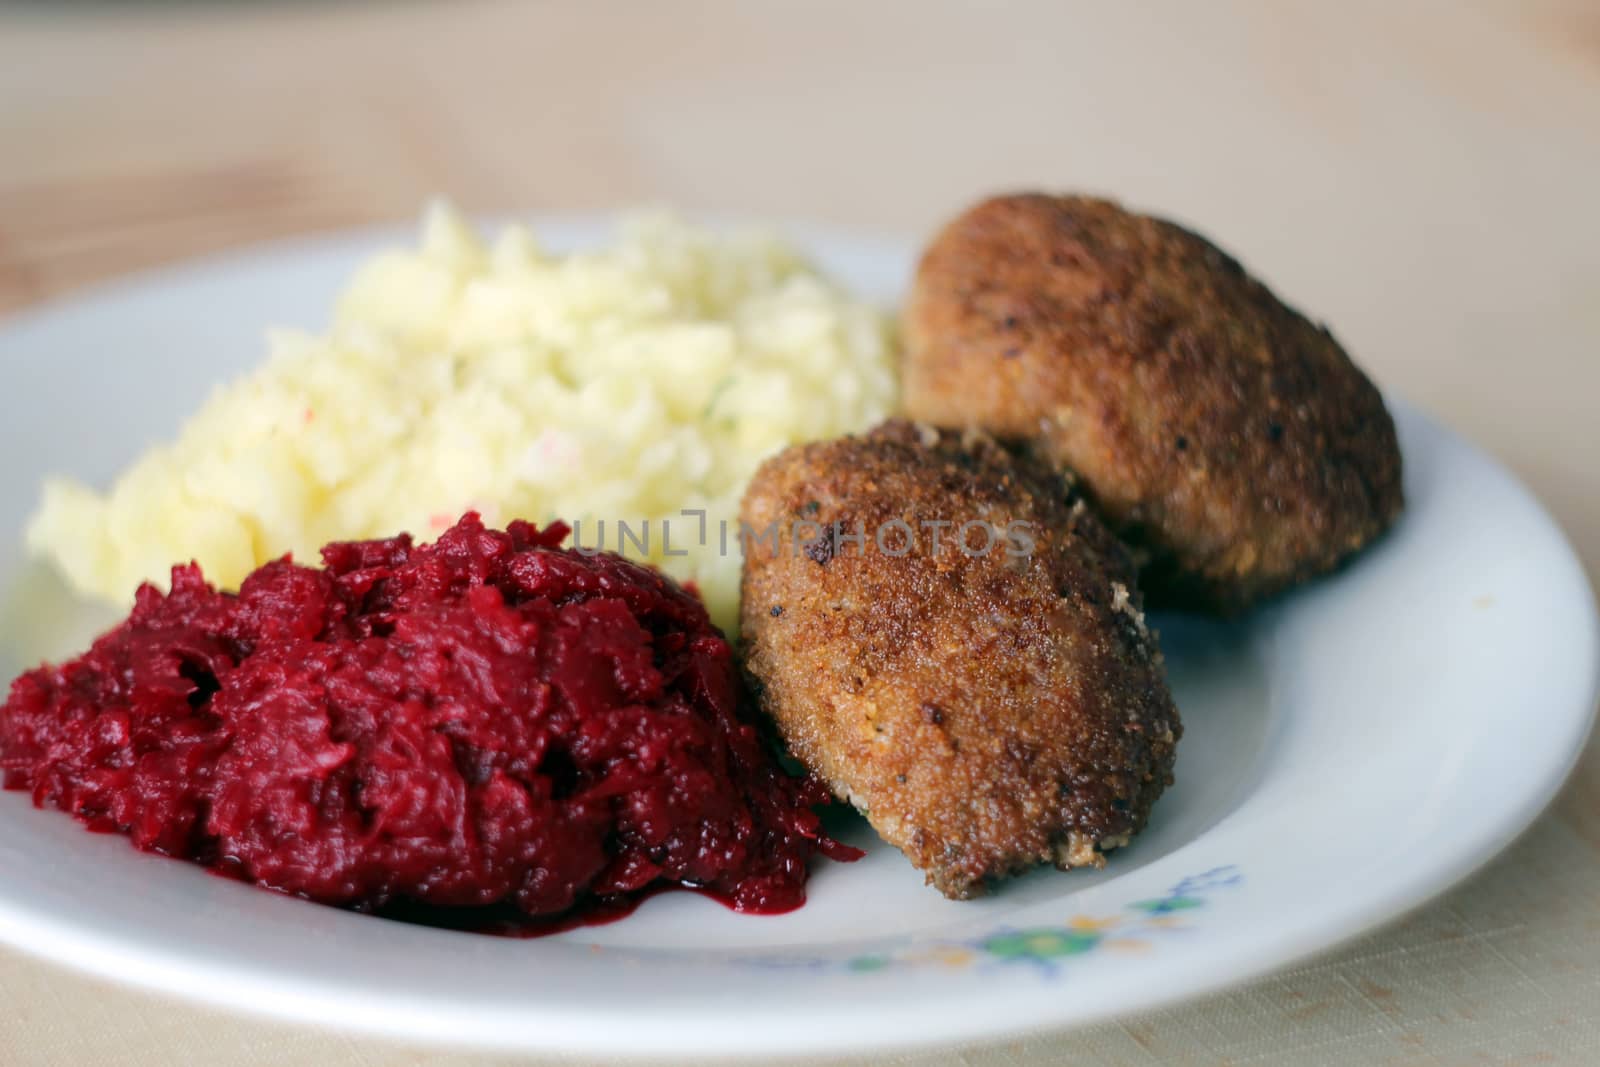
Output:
904,193,1404,615
738,420,1180,899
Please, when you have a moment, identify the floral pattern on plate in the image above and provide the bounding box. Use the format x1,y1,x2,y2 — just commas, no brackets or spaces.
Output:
735,865,1243,977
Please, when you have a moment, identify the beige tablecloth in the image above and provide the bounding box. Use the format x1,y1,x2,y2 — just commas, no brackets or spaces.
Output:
2,2,1598,1063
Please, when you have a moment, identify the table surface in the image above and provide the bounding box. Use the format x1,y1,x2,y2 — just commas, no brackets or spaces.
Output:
2,2,1598,1064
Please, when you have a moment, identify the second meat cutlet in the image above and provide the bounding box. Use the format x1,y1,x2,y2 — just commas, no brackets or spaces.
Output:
904,193,1404,615
739,420,1180,899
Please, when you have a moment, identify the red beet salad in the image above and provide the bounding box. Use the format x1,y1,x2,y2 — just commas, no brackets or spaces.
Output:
0,514,854,921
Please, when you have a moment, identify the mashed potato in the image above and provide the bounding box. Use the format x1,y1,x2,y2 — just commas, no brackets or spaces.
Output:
27,203,898,634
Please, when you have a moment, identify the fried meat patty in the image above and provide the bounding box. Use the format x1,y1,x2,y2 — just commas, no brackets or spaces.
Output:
739,421,1179,899
904,193,1403,614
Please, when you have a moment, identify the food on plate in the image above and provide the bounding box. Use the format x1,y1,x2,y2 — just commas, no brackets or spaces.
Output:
903,193,1403,614
8,191,1417,919
0,514,856,921
739,420,1180,899
27,204,897,636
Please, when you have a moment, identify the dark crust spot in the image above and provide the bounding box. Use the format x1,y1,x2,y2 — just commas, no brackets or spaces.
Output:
803,532,835,566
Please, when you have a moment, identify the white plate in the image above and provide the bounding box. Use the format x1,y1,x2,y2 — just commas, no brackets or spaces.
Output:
0,219,1595,1060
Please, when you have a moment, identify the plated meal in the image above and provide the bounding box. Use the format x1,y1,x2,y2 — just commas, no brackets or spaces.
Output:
4,194,1402,922
0,196,1592,1055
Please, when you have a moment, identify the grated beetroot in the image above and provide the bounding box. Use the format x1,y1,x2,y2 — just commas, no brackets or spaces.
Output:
0,514,856,921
